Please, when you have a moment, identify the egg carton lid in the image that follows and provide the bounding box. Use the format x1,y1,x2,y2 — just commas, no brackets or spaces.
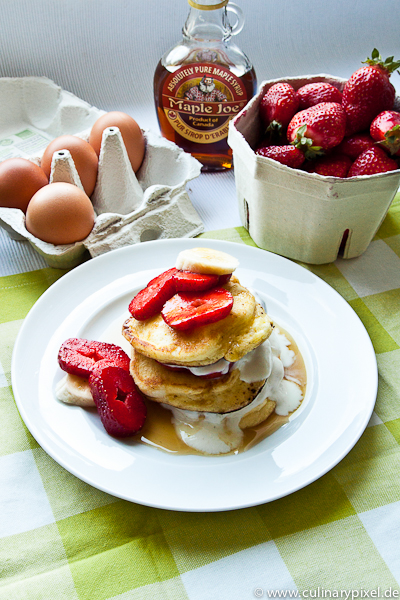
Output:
0,76,105,154
0,77,204,268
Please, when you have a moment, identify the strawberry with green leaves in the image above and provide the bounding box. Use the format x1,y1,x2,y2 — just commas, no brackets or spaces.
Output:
287,102,346,157
342,49,400,135
370,110,400,156
348,146,398,177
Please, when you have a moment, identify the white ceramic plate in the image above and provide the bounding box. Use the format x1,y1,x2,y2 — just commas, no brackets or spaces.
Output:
12,239,377,512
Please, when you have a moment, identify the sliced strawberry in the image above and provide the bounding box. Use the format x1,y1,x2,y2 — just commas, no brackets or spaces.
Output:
128,267,177,320
218,273,232,285
173,270,219,292
89,365,147,437
58,338,130,378
161,288,233,331
129,267,234,321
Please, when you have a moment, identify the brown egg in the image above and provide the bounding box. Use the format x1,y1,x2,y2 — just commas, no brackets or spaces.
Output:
89,111,145,172
26,182,95,245
0,158,48,213
41,135,98,197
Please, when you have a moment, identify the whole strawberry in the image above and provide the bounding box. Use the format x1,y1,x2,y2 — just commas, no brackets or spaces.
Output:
370,110,400,156
287,102,346,156
255,144,305,168
297,82,342,109
337,133,376,159
305,153,352,178
348,146,398,177
342,49,400,136
259,83,299,139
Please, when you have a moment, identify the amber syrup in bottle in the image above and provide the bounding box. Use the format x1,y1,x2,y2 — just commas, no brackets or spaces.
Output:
154,0,256,171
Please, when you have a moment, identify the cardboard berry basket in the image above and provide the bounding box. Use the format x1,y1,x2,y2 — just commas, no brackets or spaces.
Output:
227,74,400,265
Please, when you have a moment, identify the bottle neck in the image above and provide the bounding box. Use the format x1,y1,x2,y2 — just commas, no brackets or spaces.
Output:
183,2,231,42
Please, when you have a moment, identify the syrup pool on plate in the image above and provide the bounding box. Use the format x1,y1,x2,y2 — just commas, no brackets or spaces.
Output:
100,314,307,456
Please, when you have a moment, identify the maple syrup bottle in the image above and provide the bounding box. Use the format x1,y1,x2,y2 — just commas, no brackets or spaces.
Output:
154,0,256,171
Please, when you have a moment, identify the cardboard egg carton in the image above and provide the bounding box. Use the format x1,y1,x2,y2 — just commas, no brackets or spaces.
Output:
0,77,203,268
228,74,400,265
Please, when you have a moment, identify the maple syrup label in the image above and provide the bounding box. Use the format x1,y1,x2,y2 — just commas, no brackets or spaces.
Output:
161,63,249,144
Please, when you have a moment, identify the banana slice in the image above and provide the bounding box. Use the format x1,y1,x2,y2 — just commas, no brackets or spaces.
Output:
55,374,95,407
175,247,239,275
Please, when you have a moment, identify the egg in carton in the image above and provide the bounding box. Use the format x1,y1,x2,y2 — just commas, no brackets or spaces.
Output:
0,128,203,268
0,78,203,269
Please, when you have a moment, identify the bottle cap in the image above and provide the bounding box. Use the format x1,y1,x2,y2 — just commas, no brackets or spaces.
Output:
188,0,229,10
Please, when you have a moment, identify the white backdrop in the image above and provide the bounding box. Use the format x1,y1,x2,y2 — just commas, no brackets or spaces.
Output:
1,0,399,112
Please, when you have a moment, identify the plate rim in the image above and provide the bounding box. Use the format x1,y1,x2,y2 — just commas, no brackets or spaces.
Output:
11,238,378,511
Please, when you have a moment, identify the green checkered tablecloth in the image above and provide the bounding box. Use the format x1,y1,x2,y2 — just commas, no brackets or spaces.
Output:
1,195,400,599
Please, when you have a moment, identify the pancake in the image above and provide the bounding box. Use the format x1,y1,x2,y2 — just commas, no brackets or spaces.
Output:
237,397,276,430
130,349,268,413
122,276,273,367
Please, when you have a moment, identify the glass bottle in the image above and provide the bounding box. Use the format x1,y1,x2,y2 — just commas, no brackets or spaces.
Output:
154,0,256,171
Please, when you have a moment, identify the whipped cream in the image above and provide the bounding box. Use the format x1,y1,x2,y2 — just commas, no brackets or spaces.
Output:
234,337,272,382
163,357,231,377
164,328,304,455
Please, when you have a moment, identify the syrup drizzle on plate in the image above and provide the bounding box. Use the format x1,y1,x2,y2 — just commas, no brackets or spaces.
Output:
133,326,307,456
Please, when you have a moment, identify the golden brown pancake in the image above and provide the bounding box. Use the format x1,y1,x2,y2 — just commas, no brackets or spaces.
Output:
238,397,276,430
130,349,270,414
122,277,273,367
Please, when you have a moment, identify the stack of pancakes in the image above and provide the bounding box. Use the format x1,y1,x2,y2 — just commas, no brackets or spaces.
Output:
122,275,277,429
